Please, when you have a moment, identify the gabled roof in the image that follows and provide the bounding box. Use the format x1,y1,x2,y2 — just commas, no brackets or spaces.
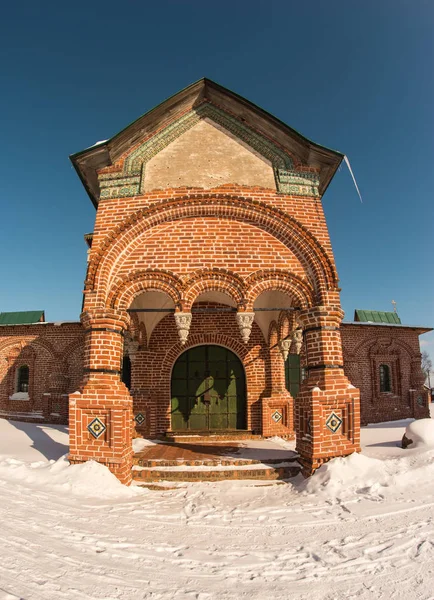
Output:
354,309,401,325
70,78,345,208
0,311,45,325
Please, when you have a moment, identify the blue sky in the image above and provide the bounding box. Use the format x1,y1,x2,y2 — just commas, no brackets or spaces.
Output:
0,1,433,357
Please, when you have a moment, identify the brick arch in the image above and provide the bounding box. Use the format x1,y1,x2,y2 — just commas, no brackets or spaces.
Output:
268,320,279,346
158,335,256,433
349,335,415,362
0,339,28,355
278,311,296,339
128,312,141,342
61,337,85,363
0,337,56,361
182,269,247,310
31,338,58,360
156,333,252,390
107,269,183,311
244,270,315,311
86,196,338,306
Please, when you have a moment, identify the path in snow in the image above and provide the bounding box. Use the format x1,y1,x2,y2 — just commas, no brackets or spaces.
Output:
0,414,433,599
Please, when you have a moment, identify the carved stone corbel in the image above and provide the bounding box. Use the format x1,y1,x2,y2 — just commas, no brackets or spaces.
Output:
292,329,303,354
279,338,292,362
174,312,192,346
236,312,255,344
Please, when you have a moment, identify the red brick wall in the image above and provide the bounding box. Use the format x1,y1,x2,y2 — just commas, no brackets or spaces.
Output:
84,187,340,313
341,323,429,424
131,304,268,436
1,320,428,431
0,323,84,424
90,185,335,258
113,217,306,278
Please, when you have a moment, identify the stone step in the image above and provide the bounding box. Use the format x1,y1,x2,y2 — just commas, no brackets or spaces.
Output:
160,430,261,443
133,455,300,468
131,462,301,482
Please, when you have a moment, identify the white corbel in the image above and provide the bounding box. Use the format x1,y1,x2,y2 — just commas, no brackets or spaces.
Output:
279,338,292,361
174,312,192,346
292,329,303,354
236,312,255,344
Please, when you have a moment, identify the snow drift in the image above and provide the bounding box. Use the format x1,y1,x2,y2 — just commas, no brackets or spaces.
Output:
0,455,142,499
403,418,434,448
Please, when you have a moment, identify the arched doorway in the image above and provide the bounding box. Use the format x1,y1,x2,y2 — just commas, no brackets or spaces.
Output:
171,345,246,431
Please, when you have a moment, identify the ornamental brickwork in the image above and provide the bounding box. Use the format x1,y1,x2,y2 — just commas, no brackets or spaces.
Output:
0,80,429,485
0,323,83,424
66,79,362,483
0,322,427,436
340,324,429,424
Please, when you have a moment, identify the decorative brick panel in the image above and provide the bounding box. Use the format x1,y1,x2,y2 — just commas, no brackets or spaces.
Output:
0,323,84,424
3,88,430,486
340,324,430,424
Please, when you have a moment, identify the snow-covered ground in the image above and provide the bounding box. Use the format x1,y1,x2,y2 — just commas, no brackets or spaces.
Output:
1,411,434,600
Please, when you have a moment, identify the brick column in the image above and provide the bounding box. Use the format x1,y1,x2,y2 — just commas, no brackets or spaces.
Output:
295,306,360,476
261,329,294,439
69,311,133,485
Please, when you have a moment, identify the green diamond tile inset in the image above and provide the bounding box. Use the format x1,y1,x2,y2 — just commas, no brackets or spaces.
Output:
135,413,146,426
88,417,107,439
326,412,342,433
272,410,282,423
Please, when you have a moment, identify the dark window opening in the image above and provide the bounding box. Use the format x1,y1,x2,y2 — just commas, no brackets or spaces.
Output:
379,364,391,393
17,365,29,393
285,354,301,398
121,355,131,390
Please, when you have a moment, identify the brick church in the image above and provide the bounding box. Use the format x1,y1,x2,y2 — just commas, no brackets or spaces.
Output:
0,79,430,484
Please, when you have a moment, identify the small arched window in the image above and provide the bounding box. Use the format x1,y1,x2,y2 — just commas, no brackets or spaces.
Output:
16,365,29,393
379,364,391,393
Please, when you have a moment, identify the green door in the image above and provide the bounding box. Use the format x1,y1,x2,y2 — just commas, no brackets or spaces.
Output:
285,354,301,399
171,345,246,431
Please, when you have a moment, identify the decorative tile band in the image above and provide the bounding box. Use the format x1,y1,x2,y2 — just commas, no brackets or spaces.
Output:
98,102,320,199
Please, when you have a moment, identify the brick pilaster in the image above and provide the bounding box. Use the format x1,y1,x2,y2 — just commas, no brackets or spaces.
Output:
69,311,133,485
295,306,361,476
261,329,294,439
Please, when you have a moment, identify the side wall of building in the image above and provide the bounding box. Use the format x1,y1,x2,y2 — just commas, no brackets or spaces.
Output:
0,322,429,428
341,324,429,424
0,323,84,424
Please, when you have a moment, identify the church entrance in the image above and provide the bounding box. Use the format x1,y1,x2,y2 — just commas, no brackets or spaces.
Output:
171,345,246,431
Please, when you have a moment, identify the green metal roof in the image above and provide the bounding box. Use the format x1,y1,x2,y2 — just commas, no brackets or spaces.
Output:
0,311,45,325
354,309,401,324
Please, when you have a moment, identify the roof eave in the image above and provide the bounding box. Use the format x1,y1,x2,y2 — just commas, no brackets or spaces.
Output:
70,77,345,206
342,321,433,334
